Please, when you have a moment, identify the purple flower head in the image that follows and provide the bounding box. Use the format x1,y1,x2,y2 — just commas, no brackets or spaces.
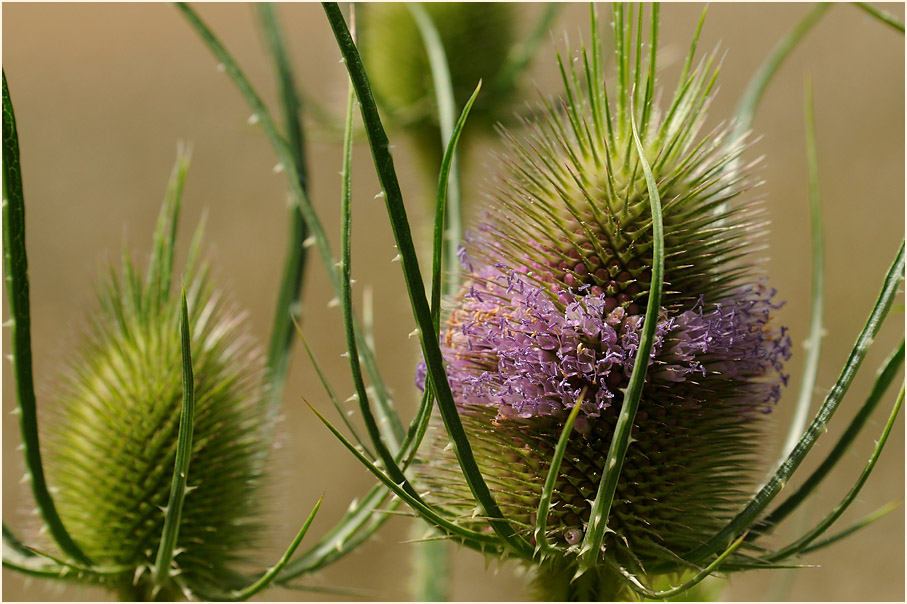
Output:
418,257,791,429
414,5,795,590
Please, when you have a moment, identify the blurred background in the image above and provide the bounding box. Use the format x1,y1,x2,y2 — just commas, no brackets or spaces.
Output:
2,3,903,601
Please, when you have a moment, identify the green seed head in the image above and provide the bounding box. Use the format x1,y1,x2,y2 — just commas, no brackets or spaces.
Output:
358,3,518,165
43,162,271,600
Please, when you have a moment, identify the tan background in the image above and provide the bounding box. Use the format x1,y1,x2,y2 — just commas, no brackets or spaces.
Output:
2,3,904,601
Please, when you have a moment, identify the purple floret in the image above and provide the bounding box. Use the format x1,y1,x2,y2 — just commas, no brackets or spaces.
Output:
417,257,791,424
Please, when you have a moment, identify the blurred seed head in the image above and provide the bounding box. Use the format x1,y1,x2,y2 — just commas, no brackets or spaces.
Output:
358,3,520,171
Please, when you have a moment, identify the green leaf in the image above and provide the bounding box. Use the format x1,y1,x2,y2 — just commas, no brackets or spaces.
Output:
217,496,322,601
495,3,560,96
798,499,903,555
151,291,196,595
733,3,832,141
407,2,464,302
2,522,34,559
322,1,532,558
146,148,190,313
293,319,373,459
779,77,826,457
430,82,482,330
534,391,585,554
176,2,402,445
622,534,746,599
2,69,90,565
305,400,504,552
338,70,413,493
277,483,393,581
680,240,905,567
853,2,905,33
579,97,665,575
752,339,904,535
255,3,311,422
764,382,903,562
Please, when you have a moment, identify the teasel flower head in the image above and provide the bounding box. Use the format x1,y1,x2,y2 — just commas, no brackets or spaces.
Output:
41,156,271,600
416,5,792,599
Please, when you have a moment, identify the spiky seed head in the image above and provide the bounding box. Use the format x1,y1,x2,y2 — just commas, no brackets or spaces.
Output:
416,5,792,596
43,167,271,600
358,3,518,168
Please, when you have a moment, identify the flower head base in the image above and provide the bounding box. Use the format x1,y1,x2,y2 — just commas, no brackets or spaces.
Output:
415,5,792,595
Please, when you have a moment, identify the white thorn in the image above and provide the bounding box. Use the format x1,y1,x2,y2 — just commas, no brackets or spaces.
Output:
340,351,350,358
334,261,344,269
303,235,317,248
216,63,226,73
408,328,420,339
247,113,260,125
345,393,359,403
374,191,385,199
350,279,357,284
272,162,284,174
391,254,402,262
9,407,21,416
327,297,340,308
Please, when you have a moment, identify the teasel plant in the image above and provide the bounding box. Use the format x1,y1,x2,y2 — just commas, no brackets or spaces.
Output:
2,2,903,602
306,2,903,601
1,73,330,599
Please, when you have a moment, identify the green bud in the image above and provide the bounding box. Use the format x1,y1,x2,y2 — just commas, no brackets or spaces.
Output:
358,3,519,169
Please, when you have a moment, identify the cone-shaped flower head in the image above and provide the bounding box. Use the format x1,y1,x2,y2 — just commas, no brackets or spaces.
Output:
44,162,271,600
417,6,791,598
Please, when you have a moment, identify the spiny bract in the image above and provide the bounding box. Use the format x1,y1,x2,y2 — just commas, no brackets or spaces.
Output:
416,5,792,599
44,162,271,600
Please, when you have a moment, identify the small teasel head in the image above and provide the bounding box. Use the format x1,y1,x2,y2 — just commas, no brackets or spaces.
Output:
416,5,792,598
358,3,521,172
42,155,271,600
